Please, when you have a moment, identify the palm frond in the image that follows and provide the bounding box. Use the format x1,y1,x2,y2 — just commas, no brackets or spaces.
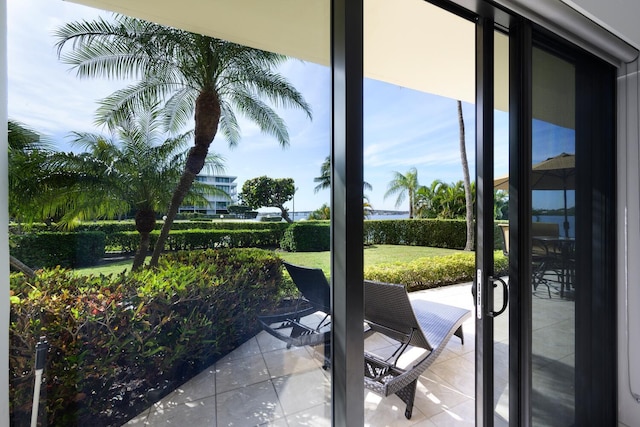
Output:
231,90,288,146
162,87,198,133
218,100,241,147
94,79,181,129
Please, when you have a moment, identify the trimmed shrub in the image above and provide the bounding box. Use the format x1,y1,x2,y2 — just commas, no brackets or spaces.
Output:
364,219,468,249
9,248,284,426
280,221,330,252
108,229,282,253
364,250,508,292
10,231,106,268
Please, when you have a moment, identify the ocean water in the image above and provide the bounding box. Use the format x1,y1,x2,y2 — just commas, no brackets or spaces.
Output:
533,215,575,238
258,211,409,222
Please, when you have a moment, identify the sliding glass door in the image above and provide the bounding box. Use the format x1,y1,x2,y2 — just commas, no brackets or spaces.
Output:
474,12,617,427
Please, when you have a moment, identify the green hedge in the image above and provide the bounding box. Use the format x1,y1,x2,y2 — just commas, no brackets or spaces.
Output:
9,248,284,426
10,231,106,268
364,250,508,292
364,219,467,248
280,221,330,252
12,220,290,234
108,229,281,252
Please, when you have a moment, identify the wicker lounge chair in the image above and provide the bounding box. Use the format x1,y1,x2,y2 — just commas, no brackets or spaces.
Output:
257,262,331,361
363,280,471,419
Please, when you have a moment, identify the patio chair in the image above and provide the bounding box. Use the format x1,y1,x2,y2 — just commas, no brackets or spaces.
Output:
257,262,331,364
500,222,555,298
363,280,471,419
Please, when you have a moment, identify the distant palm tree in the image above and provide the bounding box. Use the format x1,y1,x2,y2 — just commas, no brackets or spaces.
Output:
47,106,226,270
308,203,331,220
363,194,374,218
415,179,445,218
457,100,474,250
55,15,312,267
308,198,372,220
384,168,420,218
494,189,508,220
313,155,373,193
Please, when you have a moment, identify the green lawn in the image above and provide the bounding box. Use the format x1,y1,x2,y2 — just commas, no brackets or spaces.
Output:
74,245,463,277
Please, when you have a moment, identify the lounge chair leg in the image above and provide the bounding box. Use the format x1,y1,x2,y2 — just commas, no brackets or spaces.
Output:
396,380,417,420
454,326,464,345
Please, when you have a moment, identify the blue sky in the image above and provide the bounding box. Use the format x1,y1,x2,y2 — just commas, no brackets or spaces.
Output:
8,0,571,214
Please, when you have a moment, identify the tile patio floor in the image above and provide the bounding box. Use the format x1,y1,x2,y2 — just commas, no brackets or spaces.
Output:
124,280,575,426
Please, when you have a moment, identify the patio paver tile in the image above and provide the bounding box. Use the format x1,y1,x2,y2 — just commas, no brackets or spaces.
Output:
165,366,216,404
412,372,471,419
215,353,270,394
272,369,331,415
146,395,217,426
263,345,324,379
428,398,475,427
364,389,428,427
216,380,285,426
285,403,331,427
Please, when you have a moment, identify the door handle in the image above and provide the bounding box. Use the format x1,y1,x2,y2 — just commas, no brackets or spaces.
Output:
488,276,508,317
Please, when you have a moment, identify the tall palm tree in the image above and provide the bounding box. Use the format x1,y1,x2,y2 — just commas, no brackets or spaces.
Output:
384,168,420,219
47,106,225,270
313,155,373,193
55,15,312,267
457,100,474,251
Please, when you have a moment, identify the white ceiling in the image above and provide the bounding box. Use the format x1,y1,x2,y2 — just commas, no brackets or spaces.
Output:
67,0,480,104
68,0,581,126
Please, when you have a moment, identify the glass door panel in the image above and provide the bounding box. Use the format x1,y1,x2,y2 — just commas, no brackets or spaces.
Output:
493,29,510,427
530,46,576,426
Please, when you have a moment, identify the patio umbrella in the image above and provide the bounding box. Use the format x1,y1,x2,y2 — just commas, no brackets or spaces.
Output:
494,152,575,237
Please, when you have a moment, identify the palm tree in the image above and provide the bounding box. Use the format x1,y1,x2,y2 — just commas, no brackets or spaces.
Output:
363,194,374,219
46,106,226,270
308,203,331,220
384,168,420,218
457,100,474,251
8,120,51,277
440,181,466,219
314,155,373,193
415,179,445,218
494,189,508,220
55,15,312,267
308,198,372,220
8,120,54,226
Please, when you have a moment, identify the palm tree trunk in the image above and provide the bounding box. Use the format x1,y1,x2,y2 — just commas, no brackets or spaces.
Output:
409,192,414,219
133,231,150,271
132,208,156,271
10,255,35,278
149,89,221,268
458,100,475,251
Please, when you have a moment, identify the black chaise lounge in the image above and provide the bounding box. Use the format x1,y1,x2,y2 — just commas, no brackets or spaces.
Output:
257,262,331,361
258,265,471,420
363,280,471,419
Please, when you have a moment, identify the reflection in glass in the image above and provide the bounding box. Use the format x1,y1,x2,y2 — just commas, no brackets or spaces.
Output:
493,29,510,427
531,47,576,426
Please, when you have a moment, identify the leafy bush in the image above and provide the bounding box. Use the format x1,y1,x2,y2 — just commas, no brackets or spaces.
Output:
10,231,106,268
364,250,508,292
9,248,284,426
280,221,330,252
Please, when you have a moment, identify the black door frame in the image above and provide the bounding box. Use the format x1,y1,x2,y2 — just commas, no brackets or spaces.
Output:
330,0,616,424
429,1,617,426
